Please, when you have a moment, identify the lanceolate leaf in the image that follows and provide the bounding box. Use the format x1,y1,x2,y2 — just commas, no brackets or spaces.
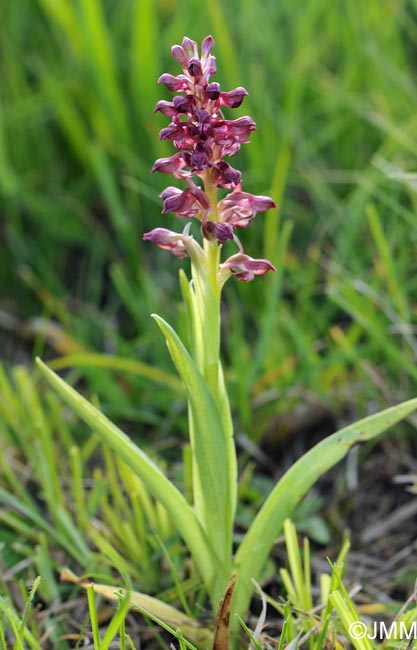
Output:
152,314,233,571
35,358,227,606
232,397,417,626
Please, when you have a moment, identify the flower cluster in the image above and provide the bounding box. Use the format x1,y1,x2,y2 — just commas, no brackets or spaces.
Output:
143,36,277,282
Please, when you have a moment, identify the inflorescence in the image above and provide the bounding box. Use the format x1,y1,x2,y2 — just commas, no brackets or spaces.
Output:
143,35,277,282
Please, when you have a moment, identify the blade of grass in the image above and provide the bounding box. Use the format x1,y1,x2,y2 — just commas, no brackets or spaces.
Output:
48,353,183,393
36,357,227,606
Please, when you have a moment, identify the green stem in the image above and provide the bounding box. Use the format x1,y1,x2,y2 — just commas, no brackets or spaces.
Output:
199,169,221,398
202,237,221,398
186,174,237,577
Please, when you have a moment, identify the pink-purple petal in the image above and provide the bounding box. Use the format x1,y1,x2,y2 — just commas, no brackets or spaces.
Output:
181,37,198,59
171,45,187,66
219,87,249,108
157,73,190,91
201,35,215,57
143,228,188,258
221,253,276,282
202,220,234,243
160,185,210,218
151,154,185,174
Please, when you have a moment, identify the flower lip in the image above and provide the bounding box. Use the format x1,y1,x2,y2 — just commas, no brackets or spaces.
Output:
211,162,242,188
206,82,221,100
202,220,234,244
188,58,202,79
189,145,211,170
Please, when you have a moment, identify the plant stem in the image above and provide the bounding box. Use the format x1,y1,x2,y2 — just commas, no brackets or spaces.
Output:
186,174,237,580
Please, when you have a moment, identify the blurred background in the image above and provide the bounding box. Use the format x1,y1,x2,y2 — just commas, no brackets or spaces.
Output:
1,2,417,644
1,0,417,443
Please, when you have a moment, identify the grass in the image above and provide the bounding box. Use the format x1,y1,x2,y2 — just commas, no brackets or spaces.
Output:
1,0,417,647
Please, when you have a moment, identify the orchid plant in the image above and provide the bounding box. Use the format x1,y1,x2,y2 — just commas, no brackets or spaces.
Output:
37,35,417,648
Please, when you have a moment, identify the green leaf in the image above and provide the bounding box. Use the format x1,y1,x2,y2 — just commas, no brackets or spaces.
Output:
232,397,417,626
35,358,227,606
48,352,183,392
152,314,233,572
330,591,373,650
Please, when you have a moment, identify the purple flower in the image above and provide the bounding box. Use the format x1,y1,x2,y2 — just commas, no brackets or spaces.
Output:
214,117,256,145
219,87,249,108
180,37,199,61
220,254,276,282
152,153,187,177
160,184,210,218
211,162,241,188
218,189,277,228
159,121,187,142
143,228,188,258
202,220,234,244
153,100,178,117
158,73,191,92
189,144,211,170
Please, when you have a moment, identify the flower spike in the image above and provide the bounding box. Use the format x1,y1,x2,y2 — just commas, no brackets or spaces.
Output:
143,35,277,282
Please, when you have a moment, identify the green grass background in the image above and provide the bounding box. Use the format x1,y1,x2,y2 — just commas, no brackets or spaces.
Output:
1,0,417,437
1,1,417,646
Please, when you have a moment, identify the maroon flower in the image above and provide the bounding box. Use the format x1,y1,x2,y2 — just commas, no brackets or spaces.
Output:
211,162,241,188
219,87,249,108
158,73,191,92
220,254,276,282
218,188,277,229
152,153,187,177
202,220,234,244
159,121,187,142
214,117,256,145
153,100,177,117
160,184,210,219
143,228,188,258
